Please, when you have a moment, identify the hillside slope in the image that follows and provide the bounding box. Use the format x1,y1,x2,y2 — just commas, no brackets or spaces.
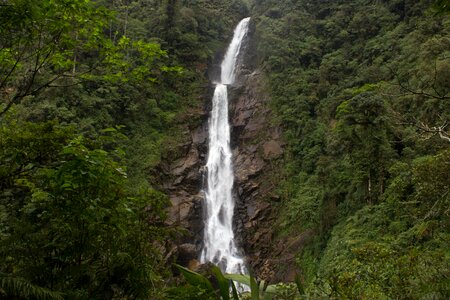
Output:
250,0,449,298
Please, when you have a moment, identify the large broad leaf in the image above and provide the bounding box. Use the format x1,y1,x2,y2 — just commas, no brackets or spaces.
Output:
250,273,260,300
224,274,252,287
211,266,230,300
174,264,215,293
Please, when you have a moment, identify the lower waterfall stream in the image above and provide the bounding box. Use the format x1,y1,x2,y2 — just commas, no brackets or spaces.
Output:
200,17,250,276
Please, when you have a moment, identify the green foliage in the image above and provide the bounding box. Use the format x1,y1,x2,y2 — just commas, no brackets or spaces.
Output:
433,0,450,14
252,0,450,297
249,274,259,300
1,0,251,298
171,264,228,300
175,264,215,294
0,0,107,113
0,0,179,118
225,273,294,300
297,150,450,298
0,118,170,299
174,264,304,300
212,266,233,300
0,274,64,300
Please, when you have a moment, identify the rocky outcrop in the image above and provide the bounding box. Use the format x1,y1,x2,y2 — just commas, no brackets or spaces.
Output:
228,69,287,282
229,70,313,281
160,116,208,264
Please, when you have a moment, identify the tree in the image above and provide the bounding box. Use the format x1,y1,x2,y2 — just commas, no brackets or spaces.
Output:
0,0,106,115
0,0,172,117
0,119,170,299
333,89,396,204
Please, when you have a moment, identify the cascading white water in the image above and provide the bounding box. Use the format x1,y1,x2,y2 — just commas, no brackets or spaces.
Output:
201,17,250,275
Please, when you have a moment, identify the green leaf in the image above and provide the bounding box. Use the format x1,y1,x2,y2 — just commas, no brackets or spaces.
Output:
224,274,251,287
174,264,215,293
250,273,259,300
294,274,305,296
101,127,117,133
230,280,240,300
211,266,230,300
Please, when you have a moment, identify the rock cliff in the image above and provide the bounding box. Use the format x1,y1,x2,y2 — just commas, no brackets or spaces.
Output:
160,22,297,282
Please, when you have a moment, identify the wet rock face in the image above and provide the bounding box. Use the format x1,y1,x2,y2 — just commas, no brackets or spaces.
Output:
161,22,288,282
162,120,208,251
229,70,285,281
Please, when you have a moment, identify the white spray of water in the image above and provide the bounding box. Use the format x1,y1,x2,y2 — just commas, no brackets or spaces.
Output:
201,17,250,275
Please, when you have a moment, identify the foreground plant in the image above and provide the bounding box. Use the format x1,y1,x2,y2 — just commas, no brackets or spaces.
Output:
174,264,304,300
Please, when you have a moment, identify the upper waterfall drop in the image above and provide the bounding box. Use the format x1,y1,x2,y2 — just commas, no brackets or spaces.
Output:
220,17,251,85
201,17,250,275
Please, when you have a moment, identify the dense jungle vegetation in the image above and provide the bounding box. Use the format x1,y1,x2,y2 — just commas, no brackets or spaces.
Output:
252,0,449,298
0,0,248,298
0,0,449,299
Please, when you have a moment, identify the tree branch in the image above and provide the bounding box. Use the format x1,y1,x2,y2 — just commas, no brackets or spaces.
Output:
414,121,450,143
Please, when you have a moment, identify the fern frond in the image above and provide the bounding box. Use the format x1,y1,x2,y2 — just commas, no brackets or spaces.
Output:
0,274,64,300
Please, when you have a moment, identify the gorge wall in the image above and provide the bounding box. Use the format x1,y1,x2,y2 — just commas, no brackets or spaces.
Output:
160,21,298,282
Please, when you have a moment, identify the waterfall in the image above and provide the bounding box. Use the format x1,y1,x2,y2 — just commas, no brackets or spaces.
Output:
201,17,250,275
